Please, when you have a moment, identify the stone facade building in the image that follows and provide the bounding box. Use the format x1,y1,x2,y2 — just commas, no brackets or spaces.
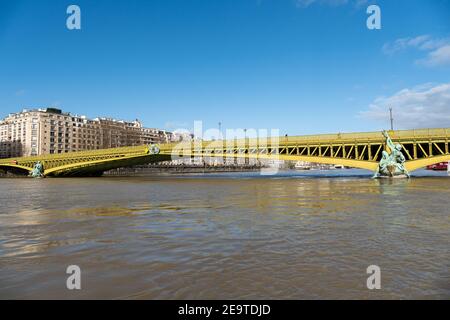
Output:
0,108,177,158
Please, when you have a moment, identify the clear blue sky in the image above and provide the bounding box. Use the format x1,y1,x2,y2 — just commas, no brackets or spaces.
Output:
1,0,449,135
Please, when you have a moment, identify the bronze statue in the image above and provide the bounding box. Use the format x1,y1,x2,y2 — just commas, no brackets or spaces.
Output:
30,161,44,178
373,131,410,178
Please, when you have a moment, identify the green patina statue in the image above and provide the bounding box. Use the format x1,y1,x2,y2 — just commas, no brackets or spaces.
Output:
30,161,44,178
373,131,410,179
149,144,160,155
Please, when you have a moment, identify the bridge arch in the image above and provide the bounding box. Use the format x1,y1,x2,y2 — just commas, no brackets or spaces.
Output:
0,164,32,175
405,155,450,172
44,154,171,177
177,152,380,172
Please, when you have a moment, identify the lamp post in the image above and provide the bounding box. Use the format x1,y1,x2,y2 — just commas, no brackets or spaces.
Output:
389,107,394,131
218,121,223,164
244,128,248,165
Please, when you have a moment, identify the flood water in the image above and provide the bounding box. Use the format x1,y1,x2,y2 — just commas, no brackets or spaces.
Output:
0,169,449,299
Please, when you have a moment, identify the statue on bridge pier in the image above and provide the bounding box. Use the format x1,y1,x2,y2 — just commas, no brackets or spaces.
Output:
30,161,44,178
148,144,160,155
373,131,410,179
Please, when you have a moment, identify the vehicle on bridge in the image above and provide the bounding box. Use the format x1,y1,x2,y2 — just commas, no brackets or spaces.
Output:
426,162,448,171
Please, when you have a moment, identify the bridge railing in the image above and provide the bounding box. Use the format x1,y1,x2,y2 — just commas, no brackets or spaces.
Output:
0,145,149,164
159,128,450,152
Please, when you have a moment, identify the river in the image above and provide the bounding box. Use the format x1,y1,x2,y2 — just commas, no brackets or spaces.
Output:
0,169,449,299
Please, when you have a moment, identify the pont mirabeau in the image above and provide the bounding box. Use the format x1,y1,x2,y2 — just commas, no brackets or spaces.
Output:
1,0,449,306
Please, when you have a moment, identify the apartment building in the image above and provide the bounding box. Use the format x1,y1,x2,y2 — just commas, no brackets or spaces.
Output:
0,108,177,158
95,118,171,148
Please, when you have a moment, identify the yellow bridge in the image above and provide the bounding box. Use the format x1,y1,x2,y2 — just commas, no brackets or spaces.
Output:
0,128,449,177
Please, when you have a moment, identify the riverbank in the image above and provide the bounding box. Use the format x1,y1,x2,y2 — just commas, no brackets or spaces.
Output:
103,164,264,176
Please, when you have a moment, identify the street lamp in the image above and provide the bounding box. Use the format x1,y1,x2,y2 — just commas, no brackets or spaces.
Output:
244,128,248,165
389,107,394,131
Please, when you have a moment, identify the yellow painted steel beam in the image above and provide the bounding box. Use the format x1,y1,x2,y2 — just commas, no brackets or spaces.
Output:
0,164,33,173
172,152,379,171
45,154,171,177
158,128,450,152
405,155,450,172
